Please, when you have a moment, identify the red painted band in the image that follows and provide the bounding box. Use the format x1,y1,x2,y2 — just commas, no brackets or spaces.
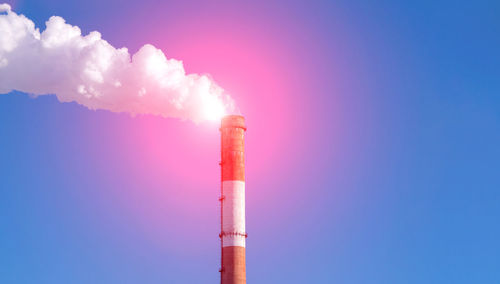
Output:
221,115,246,181
221,246,246,284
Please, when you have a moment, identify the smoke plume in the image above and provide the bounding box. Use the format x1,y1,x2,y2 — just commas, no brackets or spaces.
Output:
0,3,235,122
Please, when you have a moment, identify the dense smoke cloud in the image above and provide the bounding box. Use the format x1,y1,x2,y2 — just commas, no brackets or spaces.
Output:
0,3,235,122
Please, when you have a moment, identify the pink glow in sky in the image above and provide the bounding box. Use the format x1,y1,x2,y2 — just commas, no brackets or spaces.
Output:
96,8,319,250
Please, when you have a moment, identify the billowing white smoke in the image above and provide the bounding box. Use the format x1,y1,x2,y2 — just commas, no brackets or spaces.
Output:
0,3,235,122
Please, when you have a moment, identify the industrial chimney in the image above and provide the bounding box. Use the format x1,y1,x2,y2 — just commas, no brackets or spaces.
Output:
219,115,247,284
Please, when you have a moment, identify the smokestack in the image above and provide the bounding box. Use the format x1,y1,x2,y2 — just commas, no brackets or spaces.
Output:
219,115,247,284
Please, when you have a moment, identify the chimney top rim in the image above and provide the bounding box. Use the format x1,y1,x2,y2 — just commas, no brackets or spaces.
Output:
221,115,246,130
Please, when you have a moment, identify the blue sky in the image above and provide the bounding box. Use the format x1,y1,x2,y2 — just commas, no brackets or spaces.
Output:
1,0,499,283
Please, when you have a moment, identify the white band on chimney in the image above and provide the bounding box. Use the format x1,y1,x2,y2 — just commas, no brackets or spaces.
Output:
222,234,246,247
222,180,246,248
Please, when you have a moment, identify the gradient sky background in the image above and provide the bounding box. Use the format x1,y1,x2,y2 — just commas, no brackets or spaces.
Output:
1,0,499,283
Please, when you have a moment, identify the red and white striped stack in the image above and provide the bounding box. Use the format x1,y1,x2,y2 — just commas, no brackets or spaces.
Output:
220,115,247,284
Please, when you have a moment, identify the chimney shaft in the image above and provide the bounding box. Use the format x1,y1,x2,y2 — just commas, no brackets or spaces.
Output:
220,115,246,284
